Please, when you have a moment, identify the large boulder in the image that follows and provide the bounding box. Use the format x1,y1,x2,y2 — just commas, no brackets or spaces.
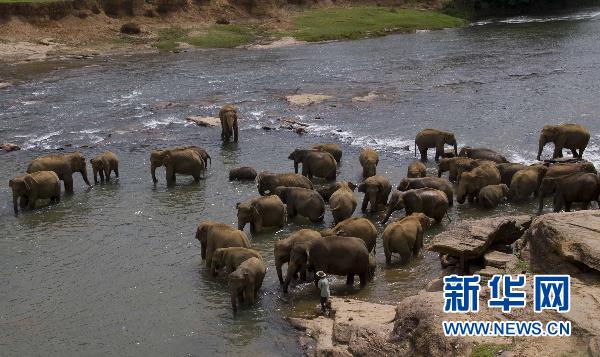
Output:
525,211,600,274
429,216,531,263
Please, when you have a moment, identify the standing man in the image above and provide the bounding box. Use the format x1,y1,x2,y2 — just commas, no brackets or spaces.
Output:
316,271,330,314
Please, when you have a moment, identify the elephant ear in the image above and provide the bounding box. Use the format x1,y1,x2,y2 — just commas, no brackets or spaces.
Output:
24,175,37,191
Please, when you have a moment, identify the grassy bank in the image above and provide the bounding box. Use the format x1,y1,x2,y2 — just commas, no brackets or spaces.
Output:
292,6,466,42
154,6,465,50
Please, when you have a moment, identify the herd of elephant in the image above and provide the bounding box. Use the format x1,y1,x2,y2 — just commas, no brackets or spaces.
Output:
8,102,598,313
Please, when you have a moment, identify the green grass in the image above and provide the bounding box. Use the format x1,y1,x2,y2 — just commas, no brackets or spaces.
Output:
291,6,466,42
155,25,259,51
471,343,510,357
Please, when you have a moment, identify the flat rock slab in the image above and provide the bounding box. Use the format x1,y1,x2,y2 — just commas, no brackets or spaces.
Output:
429,215,531,260
484,250,518,271
186,116,220,127
286,93,332,106
352,91,379,102
0,82,11,89
528,211,600,273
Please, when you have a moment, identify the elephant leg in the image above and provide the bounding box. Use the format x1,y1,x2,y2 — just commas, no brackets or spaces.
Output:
384,246,391,264
104,168,111,182
346,274,355,286
99,170,105,184
64,179,74,194
114,166,119,178
27,196,36,210
579,147,585,159
419,148,428,163
193,173,201,182
581,201,590,210
468,193,475,203
233,123,239,143
244,285,255,305
359,273,367,287
564,201,572,212
299,268,307,282
570,148,578,158
279,214,285,228
20,196,29,209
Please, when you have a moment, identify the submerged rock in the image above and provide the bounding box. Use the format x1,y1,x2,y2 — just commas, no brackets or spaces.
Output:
525,211,600,274
186,116,220,127
1,143,20,152
286,93,333,106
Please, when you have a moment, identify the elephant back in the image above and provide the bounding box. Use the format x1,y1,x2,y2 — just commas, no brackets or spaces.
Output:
309,236,369,275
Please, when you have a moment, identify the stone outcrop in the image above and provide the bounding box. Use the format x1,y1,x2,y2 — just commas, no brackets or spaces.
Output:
429,216,531,259
525,211,600,274
2,143,21,152
186,116,221,127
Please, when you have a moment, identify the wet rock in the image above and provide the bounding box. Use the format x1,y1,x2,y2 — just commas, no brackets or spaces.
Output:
526,211,600,274
120,22,141,35
186,116,220,127
1,143,20,152
216,17,230,24
261,126,275,131
0,82,12,89
286,93,333,106
429,215,531,265
294,127,305,135
351,91,378,102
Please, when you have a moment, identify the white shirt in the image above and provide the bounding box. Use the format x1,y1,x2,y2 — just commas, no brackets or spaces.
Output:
318,278,330,298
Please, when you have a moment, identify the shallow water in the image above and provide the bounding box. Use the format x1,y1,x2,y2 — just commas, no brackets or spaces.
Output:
2,8,600,355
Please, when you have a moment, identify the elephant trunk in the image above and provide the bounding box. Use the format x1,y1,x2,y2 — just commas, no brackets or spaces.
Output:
81,166,91,186
12,193,19,214
238,220,246,231
537,136,546,161
453,143,458,156
275,259,284,285
381,207,392,224
151,163,158,183
230,288,238,313
293,161,299,174
538,192,545,212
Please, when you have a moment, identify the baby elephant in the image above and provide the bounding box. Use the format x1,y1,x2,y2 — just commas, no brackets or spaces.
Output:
359,148,379,178
229,257,266,313
237,195,286,234
407,161,427,178
211,247,262,276
328,181,357,223
275,186,325,223
383,213,431,264
478,184,509,209
229,167,257,181
9,171,61,214
90,151,119,184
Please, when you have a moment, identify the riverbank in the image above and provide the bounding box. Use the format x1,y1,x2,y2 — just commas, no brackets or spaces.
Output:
0,2,465,63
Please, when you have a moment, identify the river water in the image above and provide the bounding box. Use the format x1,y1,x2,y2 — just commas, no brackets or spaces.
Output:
1,8,600,356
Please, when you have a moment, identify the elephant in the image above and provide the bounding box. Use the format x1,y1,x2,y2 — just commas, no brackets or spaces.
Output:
312,143,342,163
9,171,61,214
328,181,357,223
478,184,509,209
545,161,597,178
195,221,251,268
308,235,372,287
274,229,322,285
496,163,527,186
538,172,600,212
229,166,257,181
288,149,337,180
397,177,454,206
27,151,90,193
358,175,392,213
414,128,458,162
359,148,379,178
90,151,119,184
383,188,449,223
282,239,317,293
437,157,479,182
456,163,501,204
229,257,266,313
150,146,208,184
537,123,590,161
236,195,286,233
382,213,431,264
509,165,548,202
407,161,427,178
320,217,377,253
458,146,508,163
162,149,205,185
210,247,261,277
219,104,239,143
256,171,313,195
274,186,325,223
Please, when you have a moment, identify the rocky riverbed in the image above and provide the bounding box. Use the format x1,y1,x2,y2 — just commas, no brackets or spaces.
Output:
291,211,600,356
